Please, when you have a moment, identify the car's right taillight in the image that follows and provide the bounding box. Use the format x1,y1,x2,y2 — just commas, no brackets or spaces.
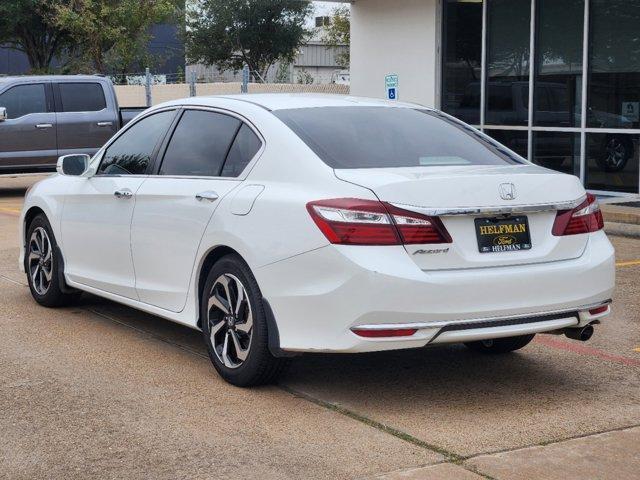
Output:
306,198,452,246
552,193,604,236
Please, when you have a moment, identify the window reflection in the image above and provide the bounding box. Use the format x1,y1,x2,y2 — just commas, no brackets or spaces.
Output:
484,129,529,159
441,0,483,125
486,0,531,126
533,0,584,127
532,132,580,177
588,0,640,129
586,134,639,193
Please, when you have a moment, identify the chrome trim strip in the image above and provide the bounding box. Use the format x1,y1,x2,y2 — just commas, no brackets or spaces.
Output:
351,300,611,332
391,196,586,217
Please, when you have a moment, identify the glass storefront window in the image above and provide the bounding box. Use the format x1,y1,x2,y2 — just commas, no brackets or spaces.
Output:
484,129,529,159
533,0,584,127
486,0,531,126
441,0,483,125
532,132,580,177
587,1,640,129
586,133,639,193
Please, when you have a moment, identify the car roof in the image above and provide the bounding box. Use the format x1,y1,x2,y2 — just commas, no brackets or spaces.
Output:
0,75,106,84
161,93,426,112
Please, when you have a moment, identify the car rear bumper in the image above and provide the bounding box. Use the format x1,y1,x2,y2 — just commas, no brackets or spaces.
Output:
255,231,615,353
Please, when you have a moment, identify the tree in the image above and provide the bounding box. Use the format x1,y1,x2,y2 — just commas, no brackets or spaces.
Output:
55,0,180,75
0,0,72,72
184,0,312,82
323,5,350,69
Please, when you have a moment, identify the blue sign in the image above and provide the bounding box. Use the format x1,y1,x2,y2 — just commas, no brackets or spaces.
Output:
385,74,399,101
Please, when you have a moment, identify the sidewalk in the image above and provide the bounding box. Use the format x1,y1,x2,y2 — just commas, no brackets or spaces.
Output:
601,198,640,238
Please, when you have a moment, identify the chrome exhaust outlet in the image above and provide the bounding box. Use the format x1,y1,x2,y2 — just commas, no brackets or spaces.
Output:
564,325,594,342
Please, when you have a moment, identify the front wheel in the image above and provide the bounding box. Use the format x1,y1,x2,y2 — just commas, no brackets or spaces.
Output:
201,254,288,387
464,334,535,354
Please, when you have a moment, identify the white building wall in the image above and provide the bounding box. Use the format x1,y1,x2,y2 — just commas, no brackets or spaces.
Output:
350,0,439,107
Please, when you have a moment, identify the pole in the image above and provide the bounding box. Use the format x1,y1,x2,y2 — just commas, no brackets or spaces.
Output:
145,67,152,107
241,65,249,93
189,70,196,97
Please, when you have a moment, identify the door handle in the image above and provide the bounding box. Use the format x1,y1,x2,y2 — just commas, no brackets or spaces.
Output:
114,189,133,199
195,191,219,202
36,123,53,129
97,121,113,127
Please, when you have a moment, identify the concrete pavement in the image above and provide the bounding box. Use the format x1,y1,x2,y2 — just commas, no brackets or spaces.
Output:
1,175,639,479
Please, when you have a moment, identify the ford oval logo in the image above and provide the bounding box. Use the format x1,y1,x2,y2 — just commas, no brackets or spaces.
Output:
499,183,517,201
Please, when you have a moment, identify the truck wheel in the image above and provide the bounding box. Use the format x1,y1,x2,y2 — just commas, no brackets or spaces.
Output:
596,136,632,172
201,254,288,387
465,334,535,354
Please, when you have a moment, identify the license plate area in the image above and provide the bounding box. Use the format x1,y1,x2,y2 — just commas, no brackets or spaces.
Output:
475,216,532,253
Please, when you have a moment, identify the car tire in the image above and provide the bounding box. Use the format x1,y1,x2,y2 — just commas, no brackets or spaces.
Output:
201,254,288,387
25,214,81,308
464,334,535,354
596,135,632,172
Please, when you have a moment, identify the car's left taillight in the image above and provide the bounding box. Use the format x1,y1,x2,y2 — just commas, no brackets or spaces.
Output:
306,198,452,246
552,193,604,236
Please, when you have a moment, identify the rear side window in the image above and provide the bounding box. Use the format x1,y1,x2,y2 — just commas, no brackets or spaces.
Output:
98,110,175,175
160,110,241,177
221,124,262,177
275,107,524,169
58,83,106,112
0,84,47,119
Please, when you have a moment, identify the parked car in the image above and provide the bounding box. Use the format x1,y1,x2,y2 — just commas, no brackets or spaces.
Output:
0,75,145,174
456,81,635,172
19,95,615,387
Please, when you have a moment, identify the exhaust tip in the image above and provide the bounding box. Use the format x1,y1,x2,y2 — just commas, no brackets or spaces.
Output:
564,325,594,342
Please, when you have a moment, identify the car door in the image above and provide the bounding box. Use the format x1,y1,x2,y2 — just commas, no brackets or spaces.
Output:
54,81,118,157
60,108,177,299
0,82,57,170
131,108,264,312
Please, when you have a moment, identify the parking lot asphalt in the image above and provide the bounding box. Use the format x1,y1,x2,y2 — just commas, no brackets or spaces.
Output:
1,175,639,480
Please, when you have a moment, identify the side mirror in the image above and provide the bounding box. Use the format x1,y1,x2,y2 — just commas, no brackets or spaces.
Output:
0,107,7,122
57,154,90,176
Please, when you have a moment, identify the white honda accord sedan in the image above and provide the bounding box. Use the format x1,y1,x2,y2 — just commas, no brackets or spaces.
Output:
19,94,615,386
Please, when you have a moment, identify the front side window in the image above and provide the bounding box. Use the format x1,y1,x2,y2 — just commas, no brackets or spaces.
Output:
159,110,241,177
58,83,106,112
98,110,175,175
275,106,524,169
0,84,47,119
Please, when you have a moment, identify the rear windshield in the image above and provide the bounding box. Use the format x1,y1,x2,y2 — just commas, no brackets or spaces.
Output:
274,107,524,169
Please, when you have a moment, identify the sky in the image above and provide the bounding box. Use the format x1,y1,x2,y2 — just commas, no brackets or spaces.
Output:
309,1,346,25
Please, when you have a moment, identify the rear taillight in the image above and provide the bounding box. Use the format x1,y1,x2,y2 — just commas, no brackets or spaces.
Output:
307,198,452,246
552,194,604,236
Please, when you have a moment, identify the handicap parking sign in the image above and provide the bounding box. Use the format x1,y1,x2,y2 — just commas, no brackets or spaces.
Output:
385,74,399,101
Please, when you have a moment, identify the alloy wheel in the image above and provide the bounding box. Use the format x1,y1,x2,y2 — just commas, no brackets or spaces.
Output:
207,273,253,369
604,138,627,170
28,227,53,296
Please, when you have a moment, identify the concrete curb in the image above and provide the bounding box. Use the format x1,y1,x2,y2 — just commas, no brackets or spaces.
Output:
604,221,640,239
601,205,640,226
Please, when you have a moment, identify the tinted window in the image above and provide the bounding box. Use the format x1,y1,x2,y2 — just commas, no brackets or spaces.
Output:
221,124,262,177
275,107,524,169
0,84,47,119
160,110,241,177
58,83,106,112
98,110,175,175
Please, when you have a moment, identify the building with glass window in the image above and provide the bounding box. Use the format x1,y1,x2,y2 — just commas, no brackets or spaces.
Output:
332,0,640,196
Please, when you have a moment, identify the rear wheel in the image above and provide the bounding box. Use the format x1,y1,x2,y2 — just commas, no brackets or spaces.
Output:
25,214,81,307
464,334,535,354
201,254,288,387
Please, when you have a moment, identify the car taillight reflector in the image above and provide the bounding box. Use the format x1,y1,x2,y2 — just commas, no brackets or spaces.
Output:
306,198,452,246
552,194,604,236
352,328,418,338
588,305,609,315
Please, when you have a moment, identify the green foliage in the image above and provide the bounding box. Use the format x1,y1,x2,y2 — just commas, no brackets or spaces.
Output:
55,0,181,75
323,5,350,68
0,0,73,72
184,0,312,82
295,68,314,85
274,62,291,84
